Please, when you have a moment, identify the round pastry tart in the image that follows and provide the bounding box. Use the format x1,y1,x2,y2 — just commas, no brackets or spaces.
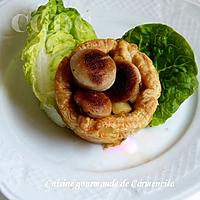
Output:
55,39,161,146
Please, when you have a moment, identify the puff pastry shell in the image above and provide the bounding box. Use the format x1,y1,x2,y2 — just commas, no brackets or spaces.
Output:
55,39,161,145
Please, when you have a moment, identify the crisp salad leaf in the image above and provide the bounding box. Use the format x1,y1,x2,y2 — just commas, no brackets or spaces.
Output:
123,24,199,126
21,0,96,126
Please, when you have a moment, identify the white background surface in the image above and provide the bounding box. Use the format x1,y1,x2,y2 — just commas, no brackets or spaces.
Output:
0,191,200,200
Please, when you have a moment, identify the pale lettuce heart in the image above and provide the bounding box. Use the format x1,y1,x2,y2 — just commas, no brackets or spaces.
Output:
21,0,96,126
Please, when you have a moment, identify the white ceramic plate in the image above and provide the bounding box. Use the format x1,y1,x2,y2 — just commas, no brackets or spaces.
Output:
0,0,200,199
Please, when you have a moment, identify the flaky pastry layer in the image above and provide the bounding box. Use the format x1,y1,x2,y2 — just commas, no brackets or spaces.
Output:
55,39,161,145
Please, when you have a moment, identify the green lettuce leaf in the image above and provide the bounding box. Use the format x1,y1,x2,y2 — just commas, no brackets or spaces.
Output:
123,24,198,126
21,0,96,126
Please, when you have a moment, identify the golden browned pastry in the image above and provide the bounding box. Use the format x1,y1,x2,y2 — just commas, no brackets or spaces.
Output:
55,39,161,146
